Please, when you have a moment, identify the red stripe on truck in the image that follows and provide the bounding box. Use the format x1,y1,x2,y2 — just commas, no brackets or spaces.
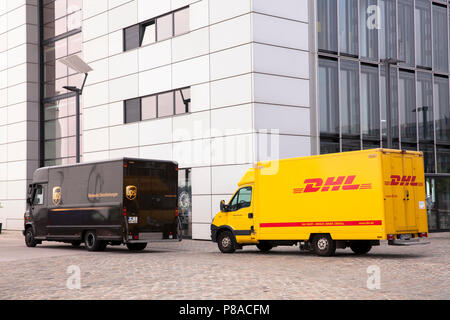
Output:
260,220,382,228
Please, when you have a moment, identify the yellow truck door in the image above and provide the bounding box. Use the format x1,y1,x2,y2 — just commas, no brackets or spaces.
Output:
387,153,420,232
227,186,255,242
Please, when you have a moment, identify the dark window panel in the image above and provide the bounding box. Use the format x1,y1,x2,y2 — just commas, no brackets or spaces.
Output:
158,92,175,117
399,71,417,143
317,0,337,52
320,137,340,154
380,66,399,140
434,76,450,143
142,95,157,120
174,8,190,36
157,14,174,41
416,72,434,142
342,138,361,152
419,143,436,173
360,0,379,61
433,4,449,72
124,98,141,123
339,0,358,55
361,64,380,139
415,0,432,68
437,146,450,173
124,24,140,51
318,58,339,135
340,60,360,135
398,0,415,67
380,0,397,60
363,140,381,150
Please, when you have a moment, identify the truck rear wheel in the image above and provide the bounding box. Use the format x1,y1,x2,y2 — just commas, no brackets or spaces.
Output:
84,231,106,252
25,227,38,248
256,242,273,253
217,230,236,253
312,234,336,256
350,241,372,255
126,243,147,251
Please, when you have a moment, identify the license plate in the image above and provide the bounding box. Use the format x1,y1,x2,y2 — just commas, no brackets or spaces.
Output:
128,217,138,224
399,234,411,240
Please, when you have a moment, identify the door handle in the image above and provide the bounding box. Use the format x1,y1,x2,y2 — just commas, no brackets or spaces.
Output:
248,213,253,219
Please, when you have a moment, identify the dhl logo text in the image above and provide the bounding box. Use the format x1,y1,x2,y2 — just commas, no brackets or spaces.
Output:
384,175,423,187
293,176,372,194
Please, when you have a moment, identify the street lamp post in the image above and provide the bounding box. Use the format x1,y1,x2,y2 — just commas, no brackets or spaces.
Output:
60,55,93,163
381,58,403,149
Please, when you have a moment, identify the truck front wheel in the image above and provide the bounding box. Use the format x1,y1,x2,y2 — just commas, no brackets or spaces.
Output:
312,234,336,256
84,231,106,252
25,227,38,248
217,230,236,253
350,241,372,255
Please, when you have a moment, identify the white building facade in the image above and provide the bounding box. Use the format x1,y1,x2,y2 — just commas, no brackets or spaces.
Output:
1,0,449,237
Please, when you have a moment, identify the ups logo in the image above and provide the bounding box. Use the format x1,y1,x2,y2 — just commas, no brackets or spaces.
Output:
126,185,137,201
52,186,62,206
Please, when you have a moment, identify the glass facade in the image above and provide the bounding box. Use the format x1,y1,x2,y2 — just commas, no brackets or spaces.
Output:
178,169,192,238
40,0,83,166
317,0,450,231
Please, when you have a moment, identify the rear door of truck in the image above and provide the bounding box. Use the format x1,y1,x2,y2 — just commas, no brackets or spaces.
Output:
383,151,424,234
124,160,179,241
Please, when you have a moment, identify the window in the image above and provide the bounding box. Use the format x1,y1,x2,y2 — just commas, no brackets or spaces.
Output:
380,66,399,146
379,0,397,60
399,70,417,144
124,98,141,124
124,87,191,123
360,0,378,61
434,76,450,143
433,4,449,72
360,64,380,139
124,7,190,51
175,88,191,115
141,21,156,46
339,0,358,56
398,0,415,67
415,0,432,68
178,169,192,238
174,7,190,36
416,72,434,142
124,24,140,51
141,96,157,121
317,0,337,52
157,92,175,118
340,60,360,135
228,187,252,212
318,58,339,135
157,14,173,41
33,185,44,205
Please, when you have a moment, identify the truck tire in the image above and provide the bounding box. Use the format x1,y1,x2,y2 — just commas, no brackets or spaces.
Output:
312,234,336,256
84,231,106,252
256,242,273,253
25,227,38,248
350,241,372,255
217,230,236,253
126,243,147,251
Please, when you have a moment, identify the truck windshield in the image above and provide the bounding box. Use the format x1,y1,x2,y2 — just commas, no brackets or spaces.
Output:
228,187,252,211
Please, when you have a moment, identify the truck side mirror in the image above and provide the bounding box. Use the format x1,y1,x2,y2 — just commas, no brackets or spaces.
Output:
220,200,227,212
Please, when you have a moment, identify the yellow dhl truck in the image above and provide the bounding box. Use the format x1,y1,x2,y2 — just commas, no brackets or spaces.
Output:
211,149,430,256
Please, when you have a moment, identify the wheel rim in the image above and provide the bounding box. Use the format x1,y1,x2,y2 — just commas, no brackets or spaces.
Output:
317,238,328,250
221,236,231,248
26,231,33,244
87,234,94,247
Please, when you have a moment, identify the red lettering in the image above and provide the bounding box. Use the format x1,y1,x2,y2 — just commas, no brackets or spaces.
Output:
323,176,346,191
400,176,411,186
410,176,418,186
303,178,323,193
342,175,360,190
389,175,401,186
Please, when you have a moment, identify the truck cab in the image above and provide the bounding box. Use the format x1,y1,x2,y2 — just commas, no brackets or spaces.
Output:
211,169,258,252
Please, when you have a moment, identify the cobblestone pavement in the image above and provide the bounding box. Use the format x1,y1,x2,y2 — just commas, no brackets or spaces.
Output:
0,231,449,300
